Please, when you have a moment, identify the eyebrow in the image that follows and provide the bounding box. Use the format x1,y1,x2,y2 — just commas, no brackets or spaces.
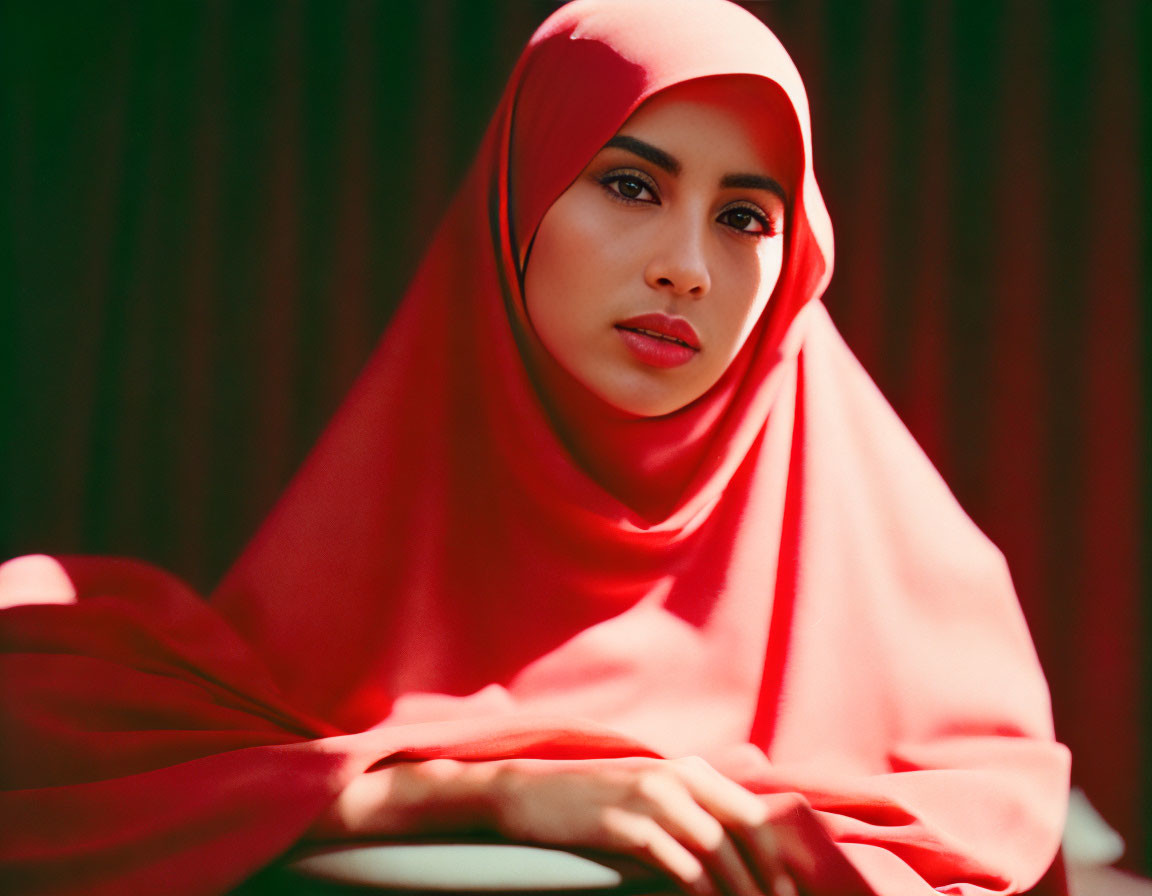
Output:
604,135,680,175
603,135,788,204
720,173,788,204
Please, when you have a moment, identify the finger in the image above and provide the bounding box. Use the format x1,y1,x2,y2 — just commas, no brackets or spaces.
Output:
668,757,770,828
667,758,797,894
632,771,765,896
601,809,721,896
735,821,795,896
772,870,799,896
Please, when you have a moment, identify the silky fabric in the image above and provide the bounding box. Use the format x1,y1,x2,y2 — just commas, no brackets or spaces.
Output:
0,1,1069,894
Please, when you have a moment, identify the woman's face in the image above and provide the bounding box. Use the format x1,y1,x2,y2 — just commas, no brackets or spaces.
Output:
523,80,794,417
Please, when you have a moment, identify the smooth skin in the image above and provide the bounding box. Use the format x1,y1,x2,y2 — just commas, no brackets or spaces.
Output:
523,78,795,417
311,83,801,896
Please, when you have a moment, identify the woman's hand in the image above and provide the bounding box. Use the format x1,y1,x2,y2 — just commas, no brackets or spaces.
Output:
311,755,797,896
489,755,795,896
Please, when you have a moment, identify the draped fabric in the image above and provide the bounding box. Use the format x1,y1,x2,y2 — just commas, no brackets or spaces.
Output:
2,0,1141,889
763,4,1149,870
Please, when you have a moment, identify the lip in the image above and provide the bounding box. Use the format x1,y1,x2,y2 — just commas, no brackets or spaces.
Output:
614,313,701,369
614,313,701,350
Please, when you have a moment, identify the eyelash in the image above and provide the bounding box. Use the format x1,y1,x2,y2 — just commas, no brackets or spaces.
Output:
597,169,780,238
719,202,779,238
599,170,660,206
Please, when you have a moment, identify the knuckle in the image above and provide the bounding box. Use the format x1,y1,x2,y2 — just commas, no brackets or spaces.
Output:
630,767,674,803
670,754,723,787
673,754,711,772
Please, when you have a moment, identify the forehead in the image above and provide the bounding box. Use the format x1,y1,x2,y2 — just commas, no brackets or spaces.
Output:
613,78,799,190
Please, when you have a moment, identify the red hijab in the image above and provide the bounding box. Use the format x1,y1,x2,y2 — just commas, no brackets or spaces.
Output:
1,1,1068,894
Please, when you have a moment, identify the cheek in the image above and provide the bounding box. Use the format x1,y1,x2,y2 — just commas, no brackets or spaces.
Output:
524,192,617,328
524,218,575,334
717,240,785,351
753,240,787,317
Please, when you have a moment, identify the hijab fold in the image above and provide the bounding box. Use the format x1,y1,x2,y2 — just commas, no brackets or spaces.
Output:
1,1,1068,893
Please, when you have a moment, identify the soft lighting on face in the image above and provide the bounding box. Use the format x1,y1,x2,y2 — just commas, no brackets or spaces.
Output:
523,79,795,417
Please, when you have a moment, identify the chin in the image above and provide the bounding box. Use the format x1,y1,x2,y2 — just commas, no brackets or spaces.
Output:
597,386,699,419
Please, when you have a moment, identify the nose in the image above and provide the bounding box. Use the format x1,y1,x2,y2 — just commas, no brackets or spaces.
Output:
642,214,711,298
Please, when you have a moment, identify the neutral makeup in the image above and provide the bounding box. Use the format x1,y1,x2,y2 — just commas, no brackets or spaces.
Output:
523,79,794,417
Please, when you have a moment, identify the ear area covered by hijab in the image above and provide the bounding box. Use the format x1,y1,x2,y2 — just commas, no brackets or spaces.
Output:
1,2,1068,895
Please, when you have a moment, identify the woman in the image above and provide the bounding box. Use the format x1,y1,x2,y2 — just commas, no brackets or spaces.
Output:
0,1,1069,894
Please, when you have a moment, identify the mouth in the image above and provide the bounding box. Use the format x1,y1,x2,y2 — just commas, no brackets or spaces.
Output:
614,313,701,351
618,327,697,349
614,313,701,369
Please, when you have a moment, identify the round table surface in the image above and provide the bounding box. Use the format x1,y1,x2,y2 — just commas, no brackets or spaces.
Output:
283,841,670,893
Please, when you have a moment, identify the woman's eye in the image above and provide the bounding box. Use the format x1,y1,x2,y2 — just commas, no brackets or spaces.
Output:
719,206,776,236
602,173,657,203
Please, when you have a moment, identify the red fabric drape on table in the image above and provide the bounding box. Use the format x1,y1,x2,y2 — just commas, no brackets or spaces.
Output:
3,0,1147,874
